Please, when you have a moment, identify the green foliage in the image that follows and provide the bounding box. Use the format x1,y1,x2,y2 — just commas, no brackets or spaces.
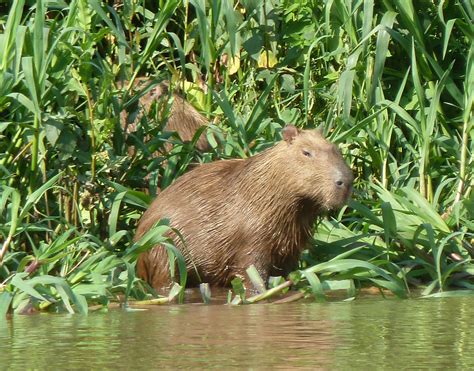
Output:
0,0,473,313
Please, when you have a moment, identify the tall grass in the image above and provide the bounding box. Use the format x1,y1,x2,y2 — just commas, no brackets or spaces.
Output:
0,0,472,314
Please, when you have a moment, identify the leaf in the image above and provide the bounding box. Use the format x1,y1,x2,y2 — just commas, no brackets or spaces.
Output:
162,240,188,291
11,273,48,302
44,119,64,146
303,39,318,124
72,283,107,297
246,265,266,294
7,92,36,114
281,74,295,93
321,280,355,293
21,172,62,219
109,230,129,247
1,187,20,249
381,201,397,241
38,228,78,258
124,261,135,304
368,11,397,105
33,0,46,77
56,127,78,160
302,271,325,302
231,276,246,303
103,180,152,208
133,0,180,77
29,275,88,314
401,188,450,233
243,33,263,60
0,291,13,319
227,53,240,75
0,0,25,70
338,48,362,119
88,0,127,47
442,19,456,60
108,191,126,238
222,0,239,57
257,50,277,68
55,283,74,314
410,39,425,124
190,0,211,72
168,282,183,302
421,290,474,299
199,283,211,304
21,57,40,114
124,221,172,258
77,0,92,32
304,259,406,298
394,0,425,49
213,89,237,130
168,32,186,72
245,72,278,140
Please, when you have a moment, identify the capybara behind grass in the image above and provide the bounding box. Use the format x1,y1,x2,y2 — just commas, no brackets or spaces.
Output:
135,125,353,291
120,78,210,152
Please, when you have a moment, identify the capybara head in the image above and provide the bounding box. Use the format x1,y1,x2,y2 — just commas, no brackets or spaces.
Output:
280,125,353,211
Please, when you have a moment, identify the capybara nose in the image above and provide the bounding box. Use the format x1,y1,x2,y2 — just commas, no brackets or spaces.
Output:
335,170,353,190
335,175,351,189
335,176,353,202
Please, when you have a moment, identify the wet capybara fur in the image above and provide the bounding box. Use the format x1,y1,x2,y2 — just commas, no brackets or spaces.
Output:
135,125,353,291
120,78,210,152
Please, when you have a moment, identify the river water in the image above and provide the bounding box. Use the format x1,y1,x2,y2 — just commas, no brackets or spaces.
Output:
2,296,474,369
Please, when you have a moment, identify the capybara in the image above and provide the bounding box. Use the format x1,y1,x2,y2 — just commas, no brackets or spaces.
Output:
120,78,210,152
135,125,353,291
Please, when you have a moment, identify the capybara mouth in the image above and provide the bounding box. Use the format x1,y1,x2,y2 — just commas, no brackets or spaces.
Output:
324,186,352,211
343,185,353,202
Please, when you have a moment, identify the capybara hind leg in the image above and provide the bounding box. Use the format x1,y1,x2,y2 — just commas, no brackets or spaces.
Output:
137,247,172,292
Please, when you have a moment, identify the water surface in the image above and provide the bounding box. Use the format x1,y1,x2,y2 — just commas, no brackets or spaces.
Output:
2,296,474,369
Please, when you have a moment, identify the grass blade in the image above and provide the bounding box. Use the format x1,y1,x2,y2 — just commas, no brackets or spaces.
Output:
0,0,25,70
246,265,266,294
368,11,397,105
0,291,13,319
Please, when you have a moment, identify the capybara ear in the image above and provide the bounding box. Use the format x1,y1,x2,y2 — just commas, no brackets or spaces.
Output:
282,125,300,144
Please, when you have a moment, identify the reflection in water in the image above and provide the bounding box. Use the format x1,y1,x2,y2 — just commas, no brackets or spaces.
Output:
2,297,474,369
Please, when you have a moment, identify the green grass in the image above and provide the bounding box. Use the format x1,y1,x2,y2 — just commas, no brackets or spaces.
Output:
0,0,473,314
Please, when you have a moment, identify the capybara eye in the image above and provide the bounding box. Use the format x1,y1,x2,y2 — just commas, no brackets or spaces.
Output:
302,150,312,157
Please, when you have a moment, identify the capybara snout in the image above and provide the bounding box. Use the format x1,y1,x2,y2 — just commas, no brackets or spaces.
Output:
329,156,353,208
135,125,353,292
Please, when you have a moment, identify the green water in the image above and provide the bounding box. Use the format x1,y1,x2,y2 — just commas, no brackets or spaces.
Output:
2,296,474,369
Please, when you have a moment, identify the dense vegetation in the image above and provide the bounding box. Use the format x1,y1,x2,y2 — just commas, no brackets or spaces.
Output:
0,0,472,315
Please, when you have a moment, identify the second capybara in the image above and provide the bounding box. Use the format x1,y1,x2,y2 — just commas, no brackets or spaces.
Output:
135,125,353,291
120,78,210,152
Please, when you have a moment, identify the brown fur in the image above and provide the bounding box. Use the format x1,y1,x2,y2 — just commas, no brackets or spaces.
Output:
135,126,353,291
120,78,210,152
